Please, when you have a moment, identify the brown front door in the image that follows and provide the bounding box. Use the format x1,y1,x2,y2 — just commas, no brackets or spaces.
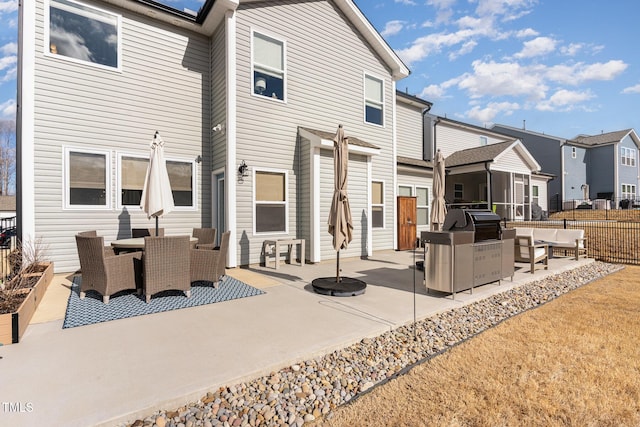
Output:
397,196,417,250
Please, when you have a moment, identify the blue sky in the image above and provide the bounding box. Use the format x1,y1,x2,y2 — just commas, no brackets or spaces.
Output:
1,0,639,138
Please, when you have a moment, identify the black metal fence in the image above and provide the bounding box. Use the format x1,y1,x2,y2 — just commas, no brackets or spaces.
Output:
549,197,640,220
1,216,17,280
506,218,640,265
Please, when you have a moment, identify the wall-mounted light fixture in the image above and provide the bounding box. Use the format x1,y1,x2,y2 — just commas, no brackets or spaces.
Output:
195,155,202,164
212,123,223,132
238,160,248,178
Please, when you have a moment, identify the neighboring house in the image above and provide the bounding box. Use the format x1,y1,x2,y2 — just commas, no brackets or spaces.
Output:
395,91,433,249
0,195,16,220
430,117,543,221
18,0,410,272
573,129,640,207
493,124,640,209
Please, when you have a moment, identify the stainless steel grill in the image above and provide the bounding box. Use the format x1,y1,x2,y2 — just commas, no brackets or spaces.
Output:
421,209,515,298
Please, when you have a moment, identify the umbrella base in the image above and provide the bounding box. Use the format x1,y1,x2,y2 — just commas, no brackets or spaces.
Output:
311,277,366,297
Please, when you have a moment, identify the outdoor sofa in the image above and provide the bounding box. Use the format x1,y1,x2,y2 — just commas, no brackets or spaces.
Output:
515,227,587,260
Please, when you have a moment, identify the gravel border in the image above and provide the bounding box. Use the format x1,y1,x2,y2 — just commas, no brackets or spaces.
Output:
124,261,623,427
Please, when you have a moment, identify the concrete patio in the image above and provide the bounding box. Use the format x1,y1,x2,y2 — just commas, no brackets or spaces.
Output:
0,250,594,426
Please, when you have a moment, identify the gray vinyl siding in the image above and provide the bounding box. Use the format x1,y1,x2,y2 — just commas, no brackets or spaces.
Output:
33,0,211,272
234,0,395,265
618,135,639,198
563,145,589,200
396,102,423,158
437,125,508,158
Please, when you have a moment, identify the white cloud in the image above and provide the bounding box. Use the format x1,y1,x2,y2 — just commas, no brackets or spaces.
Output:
546,60,628,85
395,0,417,5
457,60,548,100
448,40,478,60
560,43,583,56
515,28,539,38
420,84,447,99
622,84,640,94
381,20,406,37
0,1,17,13
1,42,16,56
536,89,594,111
0,54,16,71
397,30,476,65
0,99,15,118
466,101,520,123
472,0,537,18
514,36,556,58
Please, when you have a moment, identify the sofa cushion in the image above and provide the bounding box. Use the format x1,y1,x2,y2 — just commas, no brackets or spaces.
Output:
533,228,557,242
556,229,585,248
515,227,534,237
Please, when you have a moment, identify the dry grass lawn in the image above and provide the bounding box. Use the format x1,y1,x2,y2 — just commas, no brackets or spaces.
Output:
316,266,640,427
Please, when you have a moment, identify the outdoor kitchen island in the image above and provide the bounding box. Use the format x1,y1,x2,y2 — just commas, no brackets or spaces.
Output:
421,210,515,298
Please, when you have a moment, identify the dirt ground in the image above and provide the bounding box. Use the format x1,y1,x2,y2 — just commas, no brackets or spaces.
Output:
316,266,640,427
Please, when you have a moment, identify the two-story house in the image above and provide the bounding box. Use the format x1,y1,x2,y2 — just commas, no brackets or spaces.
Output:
493,124,640,210
18,0,409,272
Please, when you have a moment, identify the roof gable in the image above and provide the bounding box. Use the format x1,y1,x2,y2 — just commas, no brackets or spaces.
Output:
446,140,540,171
573,129,638,147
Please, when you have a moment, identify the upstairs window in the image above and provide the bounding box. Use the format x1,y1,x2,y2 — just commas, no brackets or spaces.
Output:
252,31,285,101
621,147,636,167
479,136,488,146
571,147,577,159
48,0,120,69
364,74,384,126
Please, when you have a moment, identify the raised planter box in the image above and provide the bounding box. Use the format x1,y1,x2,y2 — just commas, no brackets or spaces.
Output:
0,262,54,345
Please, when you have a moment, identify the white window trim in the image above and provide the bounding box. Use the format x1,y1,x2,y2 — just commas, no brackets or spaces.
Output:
479,136,488,146
44,0,122,72
622,183,636,199
64,146,111,210
454,183,464,199
250,28,287,103
116,152,197,211
416,185,430,227
621,147,636,167
253,167,289,235
371,179,386,229
363,72,385,127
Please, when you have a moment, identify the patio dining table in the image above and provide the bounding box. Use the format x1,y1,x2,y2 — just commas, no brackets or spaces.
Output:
111,236,198,252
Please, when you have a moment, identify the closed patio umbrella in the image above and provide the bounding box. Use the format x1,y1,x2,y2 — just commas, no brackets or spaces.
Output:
431,149,447,231
140,132,174,236
312,125,365,296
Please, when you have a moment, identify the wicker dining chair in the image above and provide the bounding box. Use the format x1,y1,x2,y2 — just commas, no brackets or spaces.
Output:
75,234,142,304
132,228,165,238
78,230,115,256
143,235,191,303
192,228,217,250
190,231,230,287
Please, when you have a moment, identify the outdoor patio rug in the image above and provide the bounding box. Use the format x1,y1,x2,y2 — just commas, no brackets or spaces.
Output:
63,277,265,329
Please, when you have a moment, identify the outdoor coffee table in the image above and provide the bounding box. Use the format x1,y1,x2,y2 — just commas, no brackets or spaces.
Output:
535,240,556,259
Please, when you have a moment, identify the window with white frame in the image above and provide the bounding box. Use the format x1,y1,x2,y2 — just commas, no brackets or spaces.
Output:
364,74,384,126
416,187,430,226
371,181,385,228
398,186,412,197
48,0,120,69
621,147,636,166
454,183,464,200
66,148,109,208
479,136,488,146
118,154,195,208
622,183,636,200
255,170,287,233
571,147,577,159
532,185,539,205
252,31,285,101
